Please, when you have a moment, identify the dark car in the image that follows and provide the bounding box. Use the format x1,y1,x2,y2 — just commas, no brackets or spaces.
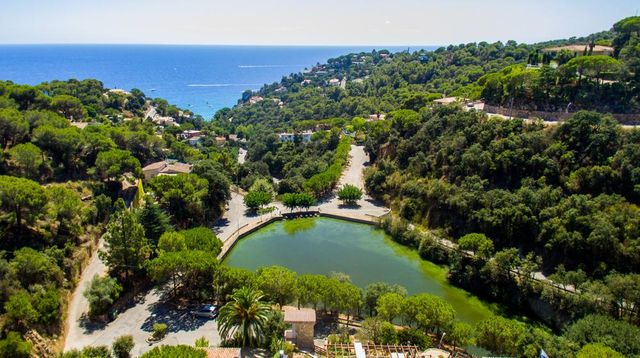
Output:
191,304,218,319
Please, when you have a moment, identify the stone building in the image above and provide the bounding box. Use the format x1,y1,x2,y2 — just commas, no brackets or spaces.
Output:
282,306,316,350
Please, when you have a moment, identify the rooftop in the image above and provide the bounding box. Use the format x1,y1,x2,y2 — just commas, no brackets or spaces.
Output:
205,347,241,358
282,306,316,323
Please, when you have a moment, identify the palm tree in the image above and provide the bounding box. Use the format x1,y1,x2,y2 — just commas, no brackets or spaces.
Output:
217,287,272,347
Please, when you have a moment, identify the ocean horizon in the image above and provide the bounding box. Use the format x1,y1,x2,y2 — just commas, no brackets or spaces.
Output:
0,44,438,118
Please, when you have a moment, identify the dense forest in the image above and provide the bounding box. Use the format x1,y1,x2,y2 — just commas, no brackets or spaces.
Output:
0,79,236,356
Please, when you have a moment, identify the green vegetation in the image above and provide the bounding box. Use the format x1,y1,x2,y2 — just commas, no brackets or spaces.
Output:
217,287,271,347
112,335,134,358
337,184,363,205
140,345,205,358
83,275,122,318
0,77,233,354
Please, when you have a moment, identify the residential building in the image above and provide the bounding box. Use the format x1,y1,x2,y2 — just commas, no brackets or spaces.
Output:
283,306,315,350
278,131,313,143
180,130,203,139
142,160,192,181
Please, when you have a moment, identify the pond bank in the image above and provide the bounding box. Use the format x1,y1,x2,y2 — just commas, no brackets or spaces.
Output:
223,217,497,324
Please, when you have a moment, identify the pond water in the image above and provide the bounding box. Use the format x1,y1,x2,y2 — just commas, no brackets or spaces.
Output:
224,217,496,324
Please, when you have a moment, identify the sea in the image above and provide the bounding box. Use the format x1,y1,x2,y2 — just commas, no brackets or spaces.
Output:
0,45,436,118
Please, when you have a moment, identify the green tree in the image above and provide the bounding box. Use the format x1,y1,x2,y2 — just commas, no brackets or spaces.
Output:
148,250,219,299
95,149,141,181
376,292,405,322
8,143,44,180
99,202,151,284
11,247,63,288
0,108,28,148
563,314,640,356
402,293,455,334
137,196,172,246
217,287,271,347
295,274,326,309
256,266,297,307
364,282,407,316
51,94,87,120
577,343,624,358
281,192,317,211
359,317,397,344
148,174,209,228
0,175,46,230
475,316,525,357
83,275,123,317
182,226,223,254
4,291,39,328
0,332,32,358
337,184,363,205
112,335,134,358
446,321,475,352
457,233,494,259
244,190,273,211
191,159,231,218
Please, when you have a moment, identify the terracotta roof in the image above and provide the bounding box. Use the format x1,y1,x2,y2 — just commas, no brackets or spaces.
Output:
205,347,241,358
283,306,316,323
142,161,167,172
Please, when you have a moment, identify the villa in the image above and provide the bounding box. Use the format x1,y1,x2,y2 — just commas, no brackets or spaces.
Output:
180,130,203,139
142,160,192,181
188,136,202,146
278,130,313,143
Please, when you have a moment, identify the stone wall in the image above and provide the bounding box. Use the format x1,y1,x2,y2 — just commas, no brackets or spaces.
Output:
291,322,314,349
484,104,640,125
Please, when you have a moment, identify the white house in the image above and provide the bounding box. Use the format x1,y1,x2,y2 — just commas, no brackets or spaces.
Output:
278,131,313,143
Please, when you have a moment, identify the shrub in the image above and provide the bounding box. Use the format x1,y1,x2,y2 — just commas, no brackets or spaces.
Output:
244,190,272,210
182,226,222,254
153,323,168,340
397,329,429,350
112,335,134,358
140,345,206,358
194,336,209,348
337,184,363,205
83,275,122,317
60,346,111,358
0,332,31,358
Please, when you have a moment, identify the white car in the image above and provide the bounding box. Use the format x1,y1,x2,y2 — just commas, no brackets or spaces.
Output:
191,304,218,319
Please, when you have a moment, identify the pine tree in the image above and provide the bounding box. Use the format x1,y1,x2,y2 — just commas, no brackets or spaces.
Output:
100,199,151,284
137,196,171,246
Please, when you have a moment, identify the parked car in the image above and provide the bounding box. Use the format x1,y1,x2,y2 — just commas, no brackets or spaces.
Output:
191,304,218,319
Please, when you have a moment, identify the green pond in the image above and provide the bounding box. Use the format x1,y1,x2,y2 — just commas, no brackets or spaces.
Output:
224,217,496,324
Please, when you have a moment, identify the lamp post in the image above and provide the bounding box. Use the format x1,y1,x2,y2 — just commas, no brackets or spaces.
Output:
438,332,446,348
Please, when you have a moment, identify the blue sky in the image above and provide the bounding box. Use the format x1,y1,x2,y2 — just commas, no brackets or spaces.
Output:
1,0,638,45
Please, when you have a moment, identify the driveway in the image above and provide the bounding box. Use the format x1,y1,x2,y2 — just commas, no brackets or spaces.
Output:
318,144,389,217
65,286,220,356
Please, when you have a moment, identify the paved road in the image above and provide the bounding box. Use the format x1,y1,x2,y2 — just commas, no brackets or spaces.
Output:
318,145,389,217
66,286,220,356
65,240,108,351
